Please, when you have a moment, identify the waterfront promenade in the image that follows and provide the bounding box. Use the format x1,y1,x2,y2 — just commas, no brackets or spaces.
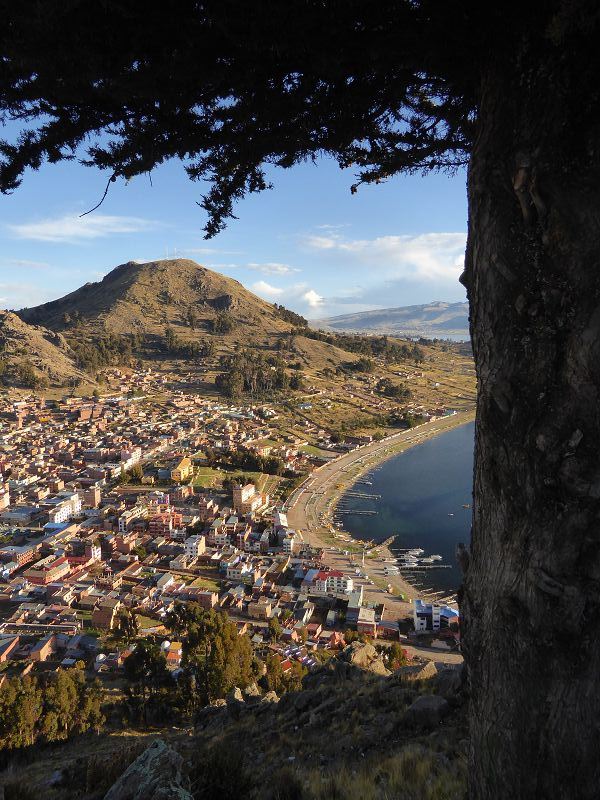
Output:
286,409,475,644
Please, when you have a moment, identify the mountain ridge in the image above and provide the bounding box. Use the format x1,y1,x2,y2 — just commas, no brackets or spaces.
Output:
18,258,292,339
315,300,469,339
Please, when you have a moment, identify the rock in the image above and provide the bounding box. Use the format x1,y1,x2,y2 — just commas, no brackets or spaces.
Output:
103,739,192,800
434,665,464,698
226,686,245,719
262,690,280,703
227,686,245,704
294,689,318,712
212,698,227,707
393,661,439,682
340,642,391,676
195,704,226,728
48,769,65,787
402,695,449,730
243,682,261,698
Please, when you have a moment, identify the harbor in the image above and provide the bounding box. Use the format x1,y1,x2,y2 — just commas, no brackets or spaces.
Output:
329,419,475,598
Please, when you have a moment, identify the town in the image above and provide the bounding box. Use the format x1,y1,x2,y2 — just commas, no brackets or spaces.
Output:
0,364,461,690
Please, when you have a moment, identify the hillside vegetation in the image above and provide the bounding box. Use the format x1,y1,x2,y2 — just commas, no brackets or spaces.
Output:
0,310,90,389
0,651,467,800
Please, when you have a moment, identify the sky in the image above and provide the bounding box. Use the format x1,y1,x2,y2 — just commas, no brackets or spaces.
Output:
0,150,468,319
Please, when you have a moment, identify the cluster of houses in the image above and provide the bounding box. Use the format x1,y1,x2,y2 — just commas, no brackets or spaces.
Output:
0,367,460,681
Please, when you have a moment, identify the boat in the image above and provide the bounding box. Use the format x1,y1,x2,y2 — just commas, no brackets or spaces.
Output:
462,503,471,509
430,554,442,561
448,512,454,517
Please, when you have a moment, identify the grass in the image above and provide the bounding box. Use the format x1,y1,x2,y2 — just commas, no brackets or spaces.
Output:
192,467,223,488
305,745,467,800
188,576,220,592
299,444,335,458
136,614,160,630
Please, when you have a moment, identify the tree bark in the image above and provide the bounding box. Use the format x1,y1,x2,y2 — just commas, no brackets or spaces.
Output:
463,36,600,800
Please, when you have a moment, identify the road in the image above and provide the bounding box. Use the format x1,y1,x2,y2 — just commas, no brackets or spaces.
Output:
286,409,474,547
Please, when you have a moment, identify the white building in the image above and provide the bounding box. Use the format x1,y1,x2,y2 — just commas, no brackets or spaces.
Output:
313,570,354,595
184,534,206,561
46,492,82,524
412,599,459,632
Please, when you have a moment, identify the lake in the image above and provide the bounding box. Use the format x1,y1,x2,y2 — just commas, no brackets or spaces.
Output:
337,420,475,593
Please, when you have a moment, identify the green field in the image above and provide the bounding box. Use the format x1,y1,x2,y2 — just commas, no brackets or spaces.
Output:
192,467,224,488
189,575,221,591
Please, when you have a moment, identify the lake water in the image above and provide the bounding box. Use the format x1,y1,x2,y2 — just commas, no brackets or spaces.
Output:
337,421,475,593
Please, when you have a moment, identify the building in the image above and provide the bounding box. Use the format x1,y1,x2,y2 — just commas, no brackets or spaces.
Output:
282,532,297,554
184,534,206,561
312,570,354,596
91,598,122,630
413,599,459,632
45,491,82,524
118,505,147,533
30,634,58,662
232,482,269,515
357,606,377,637
171,457,193,483
24,555,71,586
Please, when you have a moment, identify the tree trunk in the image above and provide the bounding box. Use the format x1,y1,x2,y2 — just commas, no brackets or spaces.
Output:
463,35,600,800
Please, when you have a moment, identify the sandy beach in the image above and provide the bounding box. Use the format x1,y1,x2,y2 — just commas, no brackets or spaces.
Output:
285,410,475,622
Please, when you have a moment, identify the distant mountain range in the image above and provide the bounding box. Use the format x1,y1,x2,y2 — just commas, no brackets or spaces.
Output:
315,301,470,340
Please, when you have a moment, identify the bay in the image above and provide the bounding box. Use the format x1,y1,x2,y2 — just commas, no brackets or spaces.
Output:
337,420,475,593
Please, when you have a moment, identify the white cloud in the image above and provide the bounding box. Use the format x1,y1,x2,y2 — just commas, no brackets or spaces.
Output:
251,280,285,298
246,262,300,276
303,231,467,282
0,259,50,270
302,289,324,309
304,234,339,250
7,214,156,243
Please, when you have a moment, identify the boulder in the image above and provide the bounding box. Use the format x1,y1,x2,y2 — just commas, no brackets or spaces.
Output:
227,686,245,704
340,642,390,676
434,664,464,698
402,695,449,730
393,660,439,682
294,689,318,712
103,739,192,800
226,686,245,719
262,690,280,703
243,682,261,698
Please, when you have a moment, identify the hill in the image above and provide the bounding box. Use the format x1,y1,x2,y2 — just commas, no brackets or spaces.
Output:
2,647,467,800
316,301,470,340
0,310,88,389
18,258,294,342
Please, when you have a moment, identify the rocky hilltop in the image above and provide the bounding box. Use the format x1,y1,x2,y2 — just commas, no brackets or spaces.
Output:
0,310,88,389
18,258,294,340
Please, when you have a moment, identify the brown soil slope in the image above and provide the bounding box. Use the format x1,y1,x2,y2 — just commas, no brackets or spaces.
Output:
0,310,87,388
18,258,294,341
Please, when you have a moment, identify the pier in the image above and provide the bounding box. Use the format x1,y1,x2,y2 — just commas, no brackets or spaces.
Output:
334,509,378,516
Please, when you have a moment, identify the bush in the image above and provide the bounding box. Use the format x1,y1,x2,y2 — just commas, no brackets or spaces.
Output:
192,738,253,800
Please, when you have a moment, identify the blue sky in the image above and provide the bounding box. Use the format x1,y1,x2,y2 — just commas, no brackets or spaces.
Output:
0,152,468,318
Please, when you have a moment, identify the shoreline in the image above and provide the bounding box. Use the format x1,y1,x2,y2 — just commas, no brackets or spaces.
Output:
285,409,475,616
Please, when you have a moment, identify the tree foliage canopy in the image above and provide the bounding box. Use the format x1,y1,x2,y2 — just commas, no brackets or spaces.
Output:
0,0,495,235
